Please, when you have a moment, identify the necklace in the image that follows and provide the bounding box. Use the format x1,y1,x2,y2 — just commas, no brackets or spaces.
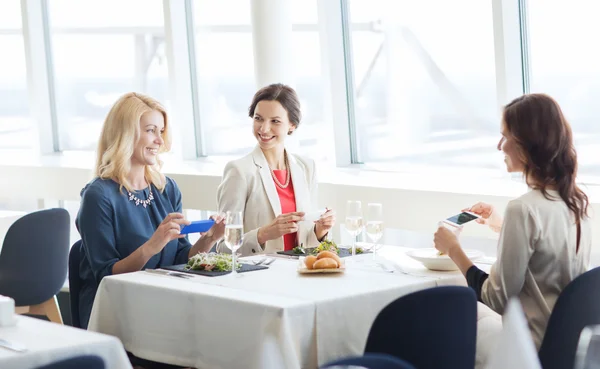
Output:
269,152,291,189
128,187,154,208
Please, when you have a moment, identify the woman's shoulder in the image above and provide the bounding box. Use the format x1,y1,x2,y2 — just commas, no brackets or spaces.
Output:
223,152,256,175
80,178,119,200
163,176,181,195
288,152,316,173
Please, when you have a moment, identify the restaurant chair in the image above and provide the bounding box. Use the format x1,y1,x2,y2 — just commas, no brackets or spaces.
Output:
0,208,70,324
538,267,600,369
320,353,417,369
364,286,477,369
574,324,600,369
68,240,83,328
34,355,105,369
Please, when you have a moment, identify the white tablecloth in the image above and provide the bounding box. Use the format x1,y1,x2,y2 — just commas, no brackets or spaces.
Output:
0,315,132,369
89,246,467,369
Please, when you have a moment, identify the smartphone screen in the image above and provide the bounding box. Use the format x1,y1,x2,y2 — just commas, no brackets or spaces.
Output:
446,212,479,226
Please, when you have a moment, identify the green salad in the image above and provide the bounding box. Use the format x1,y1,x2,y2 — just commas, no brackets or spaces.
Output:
185,252,241,272
292,244,307,254
314,240,339,254
293,240,341,255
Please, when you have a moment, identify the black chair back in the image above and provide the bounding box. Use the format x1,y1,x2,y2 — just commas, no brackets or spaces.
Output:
68,240,83,328
365,286,477,369
0,208,70,306
34,355,105,369
539,267,600,369
321,353,417,369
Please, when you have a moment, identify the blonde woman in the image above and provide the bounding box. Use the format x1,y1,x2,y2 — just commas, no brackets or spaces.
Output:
216,84,336,256
76,92,224,329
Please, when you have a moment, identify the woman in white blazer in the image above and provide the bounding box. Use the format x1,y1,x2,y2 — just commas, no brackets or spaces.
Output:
216,84,336,256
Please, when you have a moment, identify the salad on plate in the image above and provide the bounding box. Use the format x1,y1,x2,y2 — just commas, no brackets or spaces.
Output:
185,252,241,272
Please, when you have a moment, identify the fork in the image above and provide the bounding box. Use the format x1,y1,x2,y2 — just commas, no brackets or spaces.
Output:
251,258,267,265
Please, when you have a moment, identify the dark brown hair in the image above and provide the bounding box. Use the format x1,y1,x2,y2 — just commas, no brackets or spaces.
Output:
248,83,301,134
503,93,589,251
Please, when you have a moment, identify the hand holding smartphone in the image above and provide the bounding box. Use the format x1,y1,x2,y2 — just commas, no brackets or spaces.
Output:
180,219,215,234
442,211,481,229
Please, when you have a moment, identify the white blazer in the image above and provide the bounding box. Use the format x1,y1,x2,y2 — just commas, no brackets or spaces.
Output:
216,146,321,256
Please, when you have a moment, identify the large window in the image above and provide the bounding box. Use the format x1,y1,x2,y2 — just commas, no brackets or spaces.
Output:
289,0,333,164
347,0,500,174
529,0,600,180
48,0,168,151
193,0,256,156
0,2,33,150
193,0,333,163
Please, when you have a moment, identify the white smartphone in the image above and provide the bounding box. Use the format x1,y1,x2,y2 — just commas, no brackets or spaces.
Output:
305,209,327,222
442,211,481,228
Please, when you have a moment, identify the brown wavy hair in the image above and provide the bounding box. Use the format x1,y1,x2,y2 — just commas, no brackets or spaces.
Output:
503,93,589,250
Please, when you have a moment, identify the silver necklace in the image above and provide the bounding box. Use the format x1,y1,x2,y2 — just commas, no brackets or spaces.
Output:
128,187,154,208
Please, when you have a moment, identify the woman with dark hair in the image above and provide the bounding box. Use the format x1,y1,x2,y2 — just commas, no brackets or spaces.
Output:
434,93,592,349
216,83,336,256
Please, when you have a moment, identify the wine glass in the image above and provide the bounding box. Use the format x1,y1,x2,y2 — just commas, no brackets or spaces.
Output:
224,211,243,277
366,203,384,261
345,200,364,257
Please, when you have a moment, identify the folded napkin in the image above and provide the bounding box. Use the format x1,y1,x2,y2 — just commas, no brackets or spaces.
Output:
0,295,16,327
485,298,542,369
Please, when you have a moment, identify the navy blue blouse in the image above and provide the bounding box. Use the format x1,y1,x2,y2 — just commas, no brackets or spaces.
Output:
75,177,192,329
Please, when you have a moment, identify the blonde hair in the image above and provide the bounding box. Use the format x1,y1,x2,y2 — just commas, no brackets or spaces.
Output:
95,92,172,193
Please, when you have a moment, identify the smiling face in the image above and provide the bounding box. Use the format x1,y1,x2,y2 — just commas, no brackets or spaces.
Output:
252,100,296,151
131,110,165,167
497,123,524,173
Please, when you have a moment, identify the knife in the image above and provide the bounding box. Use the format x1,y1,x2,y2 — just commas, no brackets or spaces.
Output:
0,338,28,352
144,269,192,279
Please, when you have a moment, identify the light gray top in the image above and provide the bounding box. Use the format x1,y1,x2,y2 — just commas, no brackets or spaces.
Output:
482,189,592,349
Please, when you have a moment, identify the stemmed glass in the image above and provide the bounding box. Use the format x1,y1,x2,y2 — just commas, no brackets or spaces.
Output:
366,203,384,261
224,211,243,277
345,200,364,257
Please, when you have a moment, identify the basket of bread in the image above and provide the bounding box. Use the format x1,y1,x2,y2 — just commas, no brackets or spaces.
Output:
297,250,345,274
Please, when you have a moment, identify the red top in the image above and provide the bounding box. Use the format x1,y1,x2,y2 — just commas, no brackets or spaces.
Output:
272,170,297,251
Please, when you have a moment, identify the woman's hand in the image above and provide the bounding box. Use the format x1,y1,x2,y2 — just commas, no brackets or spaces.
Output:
464,202,503,233
315,208,336,241
434,224,475,276
146,213,190,255
433,225,461,256
257,212,305,245
203,213,226,242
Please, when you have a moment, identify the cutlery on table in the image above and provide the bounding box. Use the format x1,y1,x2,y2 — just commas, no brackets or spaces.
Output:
251,258,267,266
264,258,276,265
144,269,193,279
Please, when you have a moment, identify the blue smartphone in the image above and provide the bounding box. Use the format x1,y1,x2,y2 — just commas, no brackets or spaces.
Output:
180,219,215,234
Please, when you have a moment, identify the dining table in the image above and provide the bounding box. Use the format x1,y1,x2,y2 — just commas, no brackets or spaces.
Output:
0,315,132,369
88,245,485,369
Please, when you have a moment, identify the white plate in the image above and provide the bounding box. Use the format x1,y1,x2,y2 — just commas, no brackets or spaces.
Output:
297,266,346,274
297,257,346,274
405,248,484,271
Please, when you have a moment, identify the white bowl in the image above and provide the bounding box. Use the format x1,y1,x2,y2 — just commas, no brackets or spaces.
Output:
405,248,484,271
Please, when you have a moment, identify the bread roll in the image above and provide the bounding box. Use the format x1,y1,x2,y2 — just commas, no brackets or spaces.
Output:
313,257,338,269
317,251,342,267
305,255,317,269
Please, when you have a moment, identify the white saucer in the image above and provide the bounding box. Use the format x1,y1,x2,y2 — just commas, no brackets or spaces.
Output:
405,248,484,271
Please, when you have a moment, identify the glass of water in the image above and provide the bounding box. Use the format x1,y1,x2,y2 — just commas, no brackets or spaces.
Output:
366,203,384,260
345,200,364,256
224,211,243,277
